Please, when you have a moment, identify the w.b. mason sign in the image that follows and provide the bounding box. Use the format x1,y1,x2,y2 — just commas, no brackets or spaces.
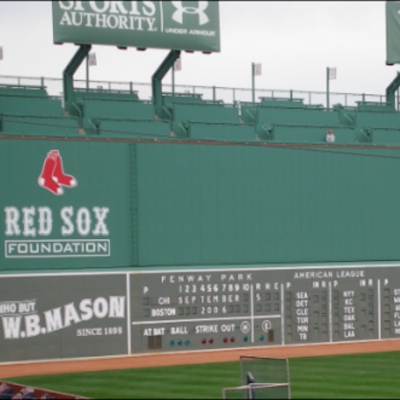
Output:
52,1,220,52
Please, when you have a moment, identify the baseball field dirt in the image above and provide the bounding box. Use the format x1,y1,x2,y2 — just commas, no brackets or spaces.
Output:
1,339,400,379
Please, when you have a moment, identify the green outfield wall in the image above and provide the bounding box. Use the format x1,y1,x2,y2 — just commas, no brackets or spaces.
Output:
2,134,400,363
2,137,400,272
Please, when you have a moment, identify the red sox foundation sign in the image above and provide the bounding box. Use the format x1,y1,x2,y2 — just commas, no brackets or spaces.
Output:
4,151,110,258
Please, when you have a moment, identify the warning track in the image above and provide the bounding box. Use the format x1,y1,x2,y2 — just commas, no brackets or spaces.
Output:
1,339,400,379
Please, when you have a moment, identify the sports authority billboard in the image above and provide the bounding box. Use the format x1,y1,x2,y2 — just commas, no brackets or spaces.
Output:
52,1,220,52
387,1,400,64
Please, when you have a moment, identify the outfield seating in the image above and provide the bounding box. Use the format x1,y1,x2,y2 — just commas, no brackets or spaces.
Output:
264,124,355,144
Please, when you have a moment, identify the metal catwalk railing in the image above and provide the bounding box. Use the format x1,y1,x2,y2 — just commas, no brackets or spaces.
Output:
0,74,398,110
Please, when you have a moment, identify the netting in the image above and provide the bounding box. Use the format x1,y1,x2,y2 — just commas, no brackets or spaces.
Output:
222,384,290,399
240,356,290,388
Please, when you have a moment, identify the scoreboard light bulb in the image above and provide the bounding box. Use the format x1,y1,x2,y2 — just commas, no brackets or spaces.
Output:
185,340,190,345
177,340,182,346
243,336,248,342
260,335,264,341
201,339,206,344
209,339,214,344
223,337,228,343
230,337,235,342
170,340,175,346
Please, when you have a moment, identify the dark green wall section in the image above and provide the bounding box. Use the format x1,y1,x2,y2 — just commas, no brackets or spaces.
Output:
136,142,400,266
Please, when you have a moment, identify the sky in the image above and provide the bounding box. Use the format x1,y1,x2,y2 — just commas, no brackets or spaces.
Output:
0,1,397,103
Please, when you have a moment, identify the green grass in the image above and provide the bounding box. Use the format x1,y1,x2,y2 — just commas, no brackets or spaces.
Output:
7,352,400,399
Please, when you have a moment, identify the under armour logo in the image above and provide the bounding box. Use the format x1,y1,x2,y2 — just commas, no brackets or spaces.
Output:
171,1,209,26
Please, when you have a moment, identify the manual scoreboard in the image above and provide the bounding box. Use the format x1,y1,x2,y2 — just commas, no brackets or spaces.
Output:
1,264,400,363
130,265,400,353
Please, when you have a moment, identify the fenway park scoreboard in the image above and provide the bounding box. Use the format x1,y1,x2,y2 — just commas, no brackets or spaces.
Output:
131,265,398,351
2,264,400,363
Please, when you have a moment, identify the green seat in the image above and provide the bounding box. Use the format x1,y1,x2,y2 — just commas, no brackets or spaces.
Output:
0,95,62,117
74,90,139,102
260,98,305,108
187,122,256,142
168,103,239,137
0,86,48,97
163,94,204,106
257,106,339,130
370,128,400,145
356,110,400,129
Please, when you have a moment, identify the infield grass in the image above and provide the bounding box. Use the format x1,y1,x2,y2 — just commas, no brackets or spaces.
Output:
8,351,400,399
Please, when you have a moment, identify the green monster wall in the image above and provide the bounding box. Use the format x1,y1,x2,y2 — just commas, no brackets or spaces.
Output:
2,136,400,273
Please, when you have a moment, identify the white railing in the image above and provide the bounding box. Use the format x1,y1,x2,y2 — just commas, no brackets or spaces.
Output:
0,74,396,110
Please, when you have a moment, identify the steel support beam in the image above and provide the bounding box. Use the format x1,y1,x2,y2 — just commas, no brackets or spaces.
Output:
386,71,400,108
63,44,91,115
152,50,180,119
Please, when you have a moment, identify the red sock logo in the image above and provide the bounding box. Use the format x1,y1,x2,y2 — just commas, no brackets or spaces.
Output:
38,150,77,195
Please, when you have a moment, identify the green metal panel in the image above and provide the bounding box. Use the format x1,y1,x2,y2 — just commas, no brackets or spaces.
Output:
136,142,400,266
386,1,400,64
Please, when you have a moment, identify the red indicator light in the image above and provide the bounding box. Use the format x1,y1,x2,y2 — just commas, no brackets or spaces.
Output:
209,339,214,344
230,337,235,343
223,338,228,343
201,339,206,344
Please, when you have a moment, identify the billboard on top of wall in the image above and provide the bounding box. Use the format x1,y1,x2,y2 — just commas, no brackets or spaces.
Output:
52,1,220,52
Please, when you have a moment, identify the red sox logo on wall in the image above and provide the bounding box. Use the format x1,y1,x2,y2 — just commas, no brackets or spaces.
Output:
38,150,77,195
